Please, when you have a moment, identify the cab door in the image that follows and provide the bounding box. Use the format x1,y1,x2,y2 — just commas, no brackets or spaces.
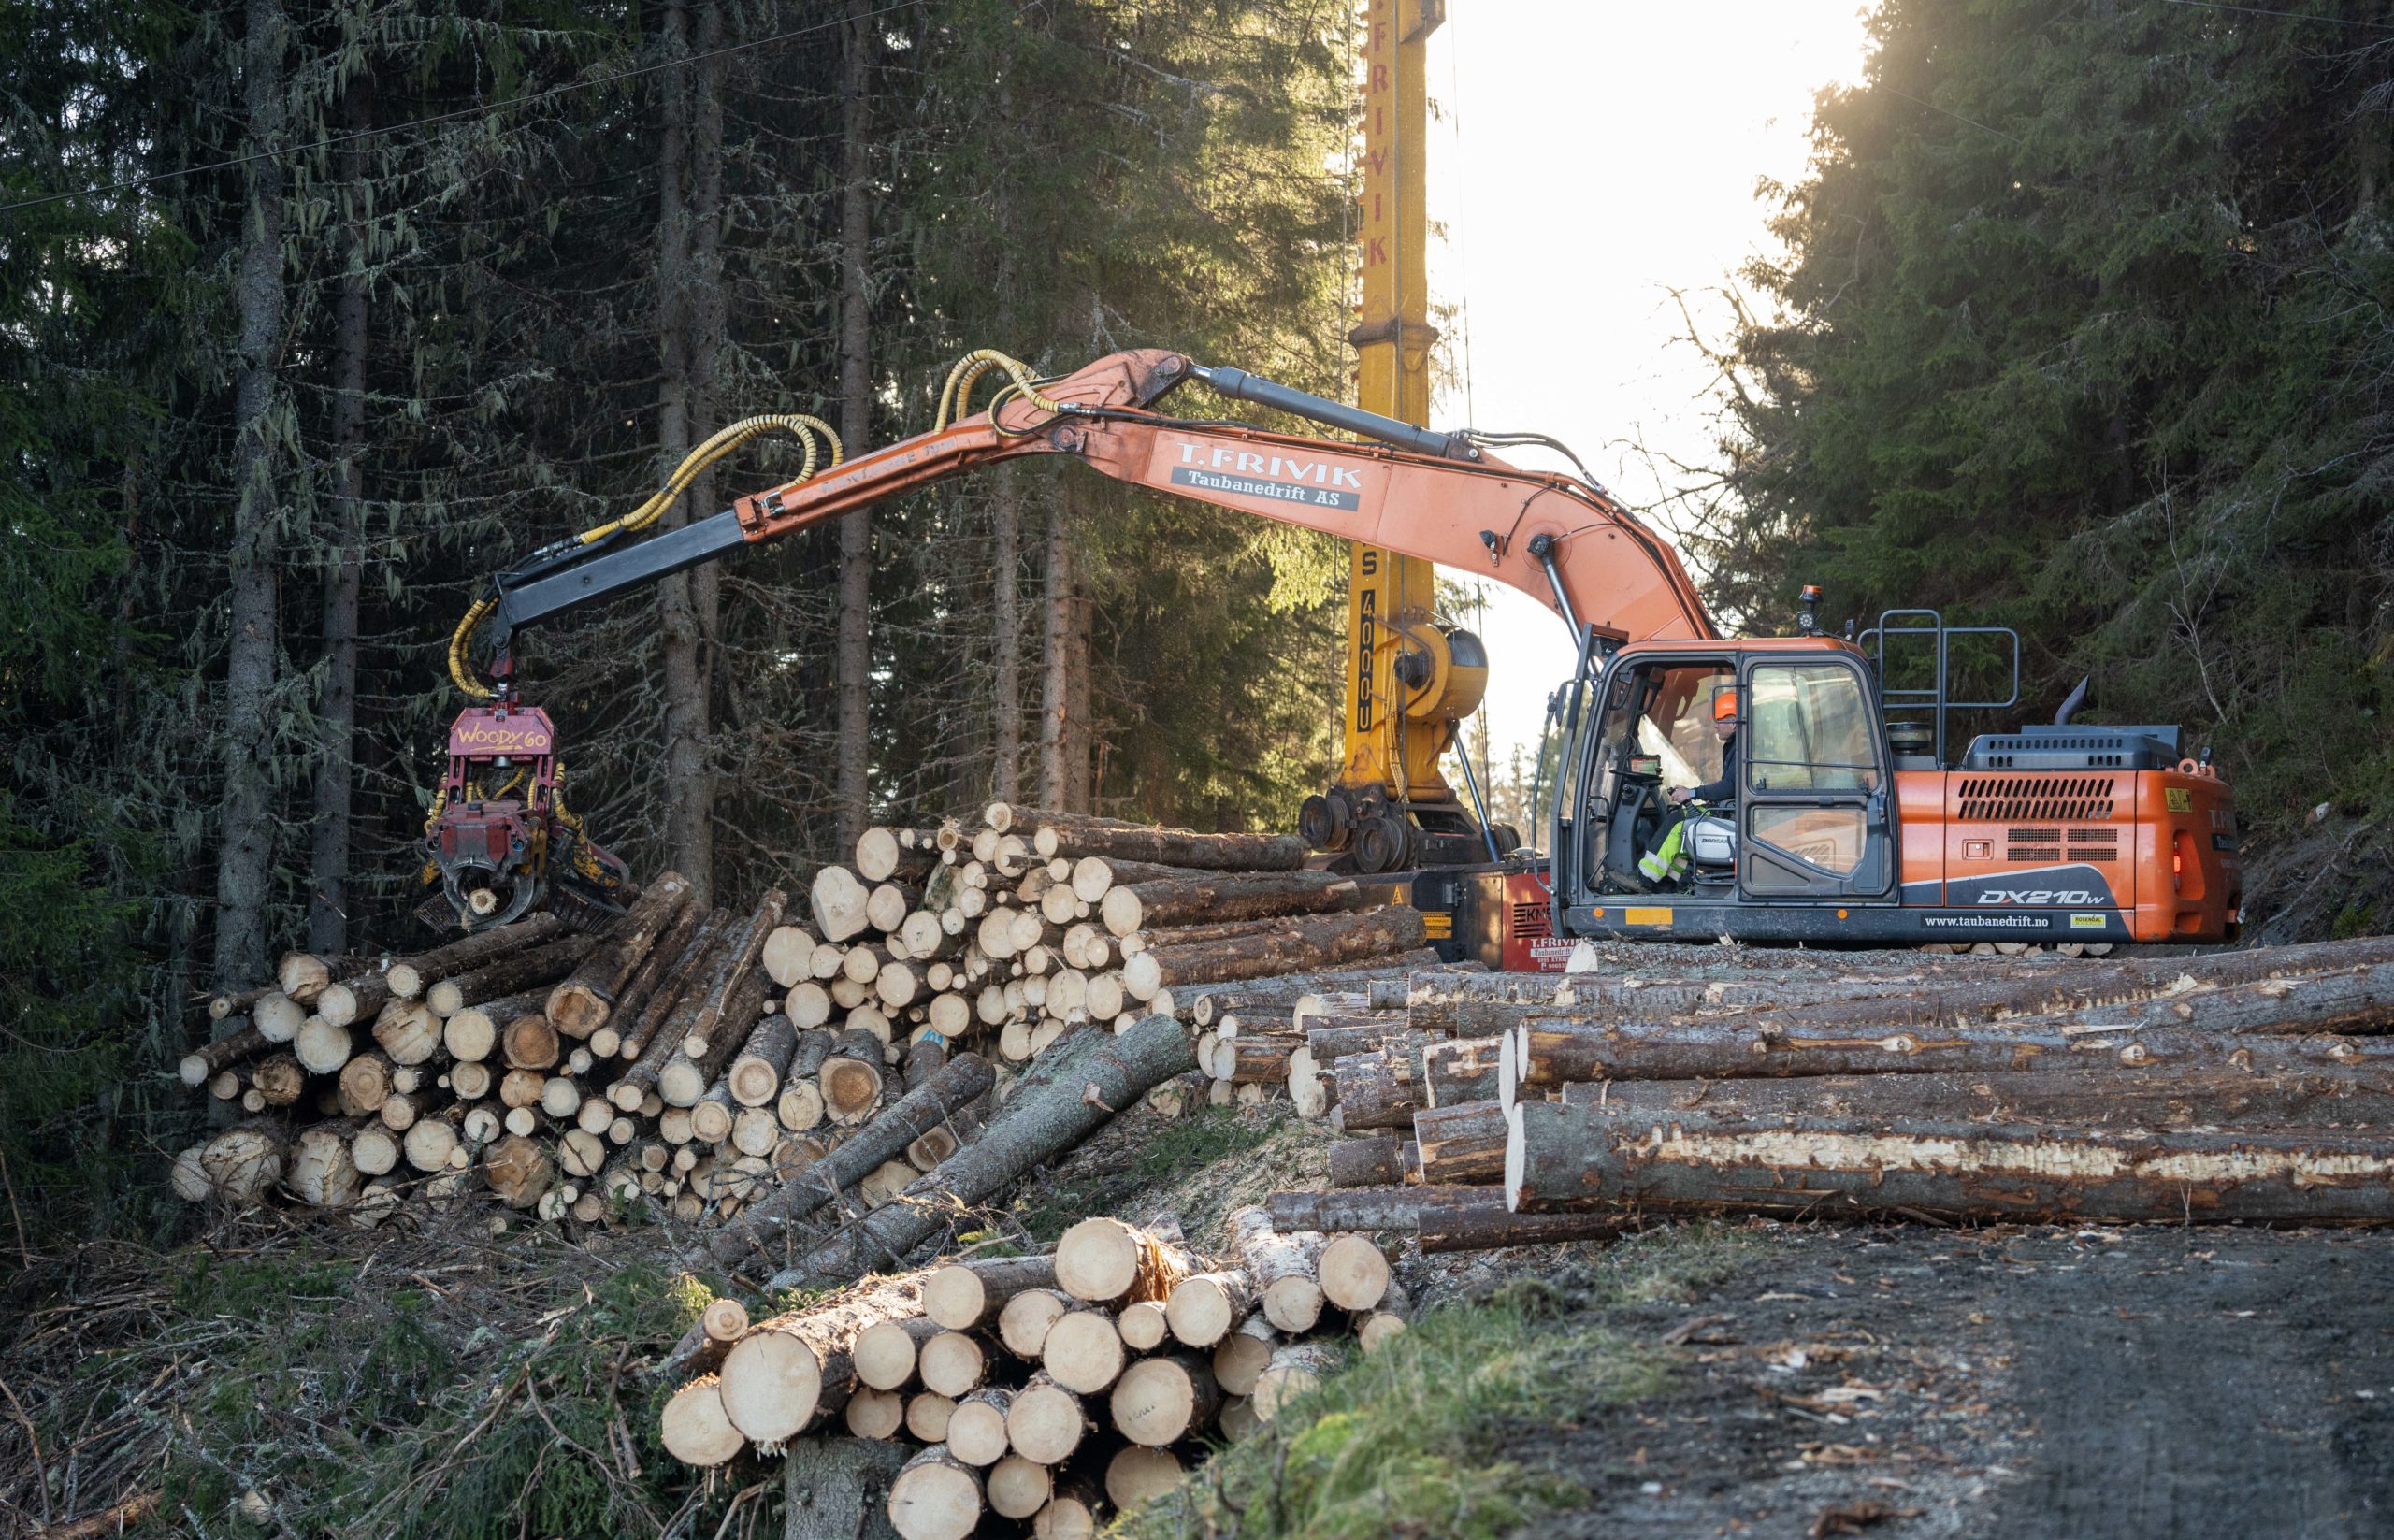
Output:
1735,655,1896,901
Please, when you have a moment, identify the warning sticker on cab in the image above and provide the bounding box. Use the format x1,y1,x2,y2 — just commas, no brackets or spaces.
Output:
2070,913,2108,929
1625,908,1673,927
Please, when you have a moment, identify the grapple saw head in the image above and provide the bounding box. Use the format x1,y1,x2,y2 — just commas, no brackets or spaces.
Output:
418,694,632,933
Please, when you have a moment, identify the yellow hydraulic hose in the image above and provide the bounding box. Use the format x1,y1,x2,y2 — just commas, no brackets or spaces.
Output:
934,348,1068,431
447,413,843,700
452,347,1056,702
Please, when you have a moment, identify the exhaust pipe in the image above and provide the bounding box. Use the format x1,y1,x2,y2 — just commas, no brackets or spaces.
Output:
2055,675,2090,726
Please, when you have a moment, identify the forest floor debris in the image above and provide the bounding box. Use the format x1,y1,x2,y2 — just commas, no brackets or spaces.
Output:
56,929,2394,1536
11,1109,2394,1538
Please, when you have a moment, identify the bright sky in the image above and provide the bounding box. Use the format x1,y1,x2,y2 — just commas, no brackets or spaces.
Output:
1423,2,1872,773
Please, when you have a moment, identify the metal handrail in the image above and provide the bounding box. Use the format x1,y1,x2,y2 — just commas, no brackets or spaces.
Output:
1859,609,2020,766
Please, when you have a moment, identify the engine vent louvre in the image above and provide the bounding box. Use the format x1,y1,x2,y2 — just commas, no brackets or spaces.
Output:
1959,775,2118,824
2068,826,2120,863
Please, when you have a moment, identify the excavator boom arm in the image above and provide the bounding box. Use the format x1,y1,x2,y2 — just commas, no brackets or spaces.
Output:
485,347,1715,656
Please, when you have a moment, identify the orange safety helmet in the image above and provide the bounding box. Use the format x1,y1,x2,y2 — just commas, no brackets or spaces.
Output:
1711,689,1738,723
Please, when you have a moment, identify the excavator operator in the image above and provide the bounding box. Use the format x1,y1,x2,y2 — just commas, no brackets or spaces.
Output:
1638,688,1739,886
1672,689,1740,807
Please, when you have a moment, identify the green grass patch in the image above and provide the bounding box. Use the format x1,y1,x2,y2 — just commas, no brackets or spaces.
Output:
1108,1221,1756,1540
1115,1293,1668,1540
1576,1219,1760,1306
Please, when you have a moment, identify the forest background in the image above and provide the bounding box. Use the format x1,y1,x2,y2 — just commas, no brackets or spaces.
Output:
7,0,2393,1231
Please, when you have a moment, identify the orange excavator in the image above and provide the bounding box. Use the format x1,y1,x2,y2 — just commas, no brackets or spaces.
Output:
430,347,2243,953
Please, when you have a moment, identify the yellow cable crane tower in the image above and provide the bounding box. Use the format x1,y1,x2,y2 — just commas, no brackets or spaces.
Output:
1300,0,1507,876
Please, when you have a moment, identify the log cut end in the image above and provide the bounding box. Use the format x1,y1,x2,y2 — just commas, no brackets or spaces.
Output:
1103,1445,1186,1510
718,1329,824,1445
987,1454,1052,1520
1005,1378,1089,1465
997,1288,1070,1360
660,1378,745,1467
1318,1234,1392,1312
1041,1308,1127,1395
887,1446,983,1540
918,1331,987,1398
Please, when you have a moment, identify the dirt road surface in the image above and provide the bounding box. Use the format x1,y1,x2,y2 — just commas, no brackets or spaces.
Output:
1515,1223,2394,1539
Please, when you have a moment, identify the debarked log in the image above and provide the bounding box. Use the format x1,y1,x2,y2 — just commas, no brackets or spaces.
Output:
1709,935,2394,1039
1505,1100,2394,1223
1495,1018,2394,1107
1556,1067,2394,1129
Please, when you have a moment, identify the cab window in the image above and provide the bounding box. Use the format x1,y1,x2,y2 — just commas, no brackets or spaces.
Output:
1635,666,1734,790
1745,662,1878,795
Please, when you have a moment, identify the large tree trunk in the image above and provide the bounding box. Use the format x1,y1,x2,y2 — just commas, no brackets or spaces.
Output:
1506,1100,2394,1224
614,909,731,1101
1474,933,2394,1041
1262,1182,1597,1237
1039,496,1073,809
212,0,290,994
768,1017,1194,1289
1330,1046,1417,1130
1411,1100,1508,1184
782,1437,906,1540
1020,815,1309,873
424,934,598,1017
679,887,787,1057
1181,955,1464,1025
1416,1194,1633,1254
834,0,873,848
718,1274,925,1444
1399,960,2012,1036
1067,569,1094,809
684,0,730,902
1487,1016,2394,1094
654,0,713,902
1127,906,1426,995
380,914,563,999
544,873,693,1036
1558,1067,2394,1129
1100,871,1365,937
1761,957,2394,1041
923,1255,1060,1331
991,466,1022,801
306,72,370,957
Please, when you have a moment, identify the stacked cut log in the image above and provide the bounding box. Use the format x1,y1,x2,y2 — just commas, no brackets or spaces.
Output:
767,804,1439,1125
169,799,1436,1234
1270,933,2394,1246
662,1201,1408,1537
166,874,934,1230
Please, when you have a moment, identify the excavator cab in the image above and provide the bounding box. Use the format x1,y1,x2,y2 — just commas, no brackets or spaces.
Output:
1569,640,1899,914
1550,600,2240,947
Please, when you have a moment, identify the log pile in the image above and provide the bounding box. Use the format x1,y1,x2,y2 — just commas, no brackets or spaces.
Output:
1271,934,2394,1243
169,803,1432,1233
661,1202,1409,1536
